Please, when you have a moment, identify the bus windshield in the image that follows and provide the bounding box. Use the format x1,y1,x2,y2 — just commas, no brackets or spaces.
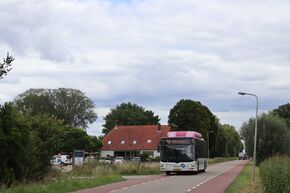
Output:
160,138,194,162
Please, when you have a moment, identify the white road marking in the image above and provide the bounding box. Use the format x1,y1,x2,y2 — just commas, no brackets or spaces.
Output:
185,163,239,192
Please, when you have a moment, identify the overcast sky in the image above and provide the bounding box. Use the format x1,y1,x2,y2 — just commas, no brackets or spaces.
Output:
1,0,290,136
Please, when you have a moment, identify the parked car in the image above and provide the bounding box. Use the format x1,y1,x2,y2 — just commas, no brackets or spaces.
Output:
114,157,125,164
98,157,113,165
51,154,72,166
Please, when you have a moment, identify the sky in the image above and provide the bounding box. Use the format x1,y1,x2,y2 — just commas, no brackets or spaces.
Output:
1,0,290,136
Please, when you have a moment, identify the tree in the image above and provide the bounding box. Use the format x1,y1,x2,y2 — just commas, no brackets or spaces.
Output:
240,113,290,164
0,100,99,186
168,99,218,139
86,136,103,152
273,103,290,129
102,102,160,134
222,124,243,157
0,103,31,186
14,88,97,129
0,53,14,79
0,103,65,185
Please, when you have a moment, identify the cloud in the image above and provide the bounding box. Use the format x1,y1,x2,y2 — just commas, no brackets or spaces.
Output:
1,0,290,135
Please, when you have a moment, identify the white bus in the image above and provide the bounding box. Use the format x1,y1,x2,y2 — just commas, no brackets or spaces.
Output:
160,131,208,175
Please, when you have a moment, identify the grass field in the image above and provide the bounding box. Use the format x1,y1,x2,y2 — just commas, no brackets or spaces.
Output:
225,163,263,193
0,175,123,193
0,161,160,193
208,157,238,164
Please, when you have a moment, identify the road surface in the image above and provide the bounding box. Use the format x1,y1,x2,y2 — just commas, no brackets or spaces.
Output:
73,160,248,193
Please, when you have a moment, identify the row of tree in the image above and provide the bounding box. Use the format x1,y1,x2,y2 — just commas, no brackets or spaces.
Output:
10,88,243,159
241,103,290,164
102,99,243,158
1,87,244,186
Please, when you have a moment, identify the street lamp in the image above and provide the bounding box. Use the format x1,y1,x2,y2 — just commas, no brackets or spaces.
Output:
238,92,258,181
207,131,215,159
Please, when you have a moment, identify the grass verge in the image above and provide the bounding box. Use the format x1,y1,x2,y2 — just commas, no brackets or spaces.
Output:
225,164,263,193
208,157,238,164
0,175,123,193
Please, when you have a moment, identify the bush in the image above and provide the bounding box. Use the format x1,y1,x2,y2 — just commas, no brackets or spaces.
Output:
68,161,161,177
260,155,290,193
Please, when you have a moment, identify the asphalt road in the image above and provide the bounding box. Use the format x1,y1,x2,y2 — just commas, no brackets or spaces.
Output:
73,160,248,193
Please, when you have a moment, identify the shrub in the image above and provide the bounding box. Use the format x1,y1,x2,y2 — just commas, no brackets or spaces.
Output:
260,155,290,193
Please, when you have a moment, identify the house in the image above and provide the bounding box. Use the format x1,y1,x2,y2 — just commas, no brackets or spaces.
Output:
100,124,171,160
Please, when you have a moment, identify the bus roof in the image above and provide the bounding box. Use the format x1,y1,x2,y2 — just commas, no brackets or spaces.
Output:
167,131,203,138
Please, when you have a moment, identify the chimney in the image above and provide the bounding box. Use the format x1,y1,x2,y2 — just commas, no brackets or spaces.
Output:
157,123,161,132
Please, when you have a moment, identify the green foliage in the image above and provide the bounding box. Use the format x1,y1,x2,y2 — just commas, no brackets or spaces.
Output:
117,162,160,175
14,88,97,129
0,175,123,193
225,164,262,193
213,124,243,157
65,161,160,178
0,103,31,186
0,103,98,187
168,99,220,156
58,127,91,153
273,103,290,129
168,99,218,138
139,152,150,162
208,157,237,164
86,136,102,152
0,104,70,186
102,102,160,134
240,113,290,164
260,156,290,193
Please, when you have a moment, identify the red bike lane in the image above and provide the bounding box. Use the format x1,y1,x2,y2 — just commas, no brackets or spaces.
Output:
188,160,249,193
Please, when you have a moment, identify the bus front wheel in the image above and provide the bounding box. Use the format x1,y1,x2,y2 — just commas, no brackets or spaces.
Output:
166,171,171,175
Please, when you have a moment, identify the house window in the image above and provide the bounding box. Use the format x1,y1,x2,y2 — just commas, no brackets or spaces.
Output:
133,140,137,144
121,140,125,144
108,140,112,144
147,139,152,143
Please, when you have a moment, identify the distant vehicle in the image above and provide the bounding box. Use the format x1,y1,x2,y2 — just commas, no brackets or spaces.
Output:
114,156,125,164
98,157,113,164
160,131,208,175
131,157,141,163
238,152,247,160
51,154,72,166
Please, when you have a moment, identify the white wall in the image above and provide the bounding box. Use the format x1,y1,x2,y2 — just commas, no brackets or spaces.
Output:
100,151,114,158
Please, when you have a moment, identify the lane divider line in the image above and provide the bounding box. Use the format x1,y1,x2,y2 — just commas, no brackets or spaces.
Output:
185,164,238,193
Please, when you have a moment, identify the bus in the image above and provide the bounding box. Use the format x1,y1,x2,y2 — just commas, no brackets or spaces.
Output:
160,131,208,175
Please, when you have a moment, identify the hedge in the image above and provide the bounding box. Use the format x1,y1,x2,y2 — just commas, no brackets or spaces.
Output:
260,155,290,193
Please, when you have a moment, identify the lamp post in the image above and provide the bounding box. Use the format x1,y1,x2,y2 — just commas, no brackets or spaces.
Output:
238,92,258,181
207,131,215,159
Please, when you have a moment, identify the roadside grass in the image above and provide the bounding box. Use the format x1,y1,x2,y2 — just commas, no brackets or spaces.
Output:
225,163,263,193
0,175,123,193
1,158,240,193
208,157,238,164
68,161,161,177
0,161,160,193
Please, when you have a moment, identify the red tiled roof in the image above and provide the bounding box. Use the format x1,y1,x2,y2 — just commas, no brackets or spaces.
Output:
101,125,171,151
